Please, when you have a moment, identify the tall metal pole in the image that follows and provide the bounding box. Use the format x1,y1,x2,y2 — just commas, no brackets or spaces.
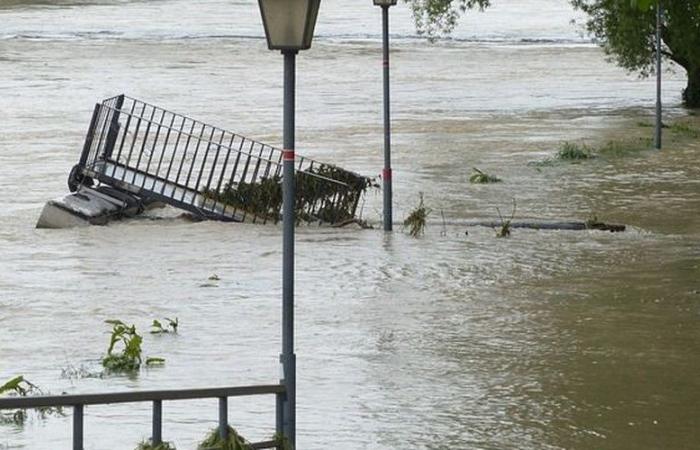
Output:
281,49,297,448
655,0,663,150
382,5,393,231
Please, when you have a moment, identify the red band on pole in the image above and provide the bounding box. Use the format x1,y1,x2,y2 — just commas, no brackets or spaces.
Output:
383,168,392,181
283,149,295,161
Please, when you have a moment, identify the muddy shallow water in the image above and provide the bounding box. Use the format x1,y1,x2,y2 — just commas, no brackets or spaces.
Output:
1,1,699,449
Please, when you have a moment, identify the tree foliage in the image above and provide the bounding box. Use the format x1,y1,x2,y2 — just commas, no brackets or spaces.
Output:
407,0,490,38
572,0,700,106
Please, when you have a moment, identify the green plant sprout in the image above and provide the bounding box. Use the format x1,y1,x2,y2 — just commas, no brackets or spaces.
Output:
102,320,164,373
496,199,517,238
151,318,179,334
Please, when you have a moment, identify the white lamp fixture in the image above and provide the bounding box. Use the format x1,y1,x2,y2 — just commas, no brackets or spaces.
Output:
258,0,321,51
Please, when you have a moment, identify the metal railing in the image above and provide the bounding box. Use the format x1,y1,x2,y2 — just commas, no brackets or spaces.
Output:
0,384,285,450
73,95,367,224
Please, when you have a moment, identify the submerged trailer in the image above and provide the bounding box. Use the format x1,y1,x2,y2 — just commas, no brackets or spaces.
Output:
38,95,373,228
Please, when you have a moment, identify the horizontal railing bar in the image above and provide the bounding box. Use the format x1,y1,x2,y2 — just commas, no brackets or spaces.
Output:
0,385,285,409
102,107,349,189
250,440,280,449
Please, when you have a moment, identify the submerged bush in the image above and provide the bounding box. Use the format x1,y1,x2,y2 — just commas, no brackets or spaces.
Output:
198,426,252,450
556,142,594,160
403,193,431,237
469,167,502,184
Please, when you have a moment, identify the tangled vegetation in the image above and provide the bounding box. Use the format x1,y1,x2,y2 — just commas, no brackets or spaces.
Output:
469,167,502,184
102,320,164,373
403,193,431,237
136,440,177,450
198,426,252,450
203,164,375,225
0,376,63,425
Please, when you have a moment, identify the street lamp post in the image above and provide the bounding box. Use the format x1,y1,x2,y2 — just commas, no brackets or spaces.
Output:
257,0,320,447
655,0,663,150
374,0,397,232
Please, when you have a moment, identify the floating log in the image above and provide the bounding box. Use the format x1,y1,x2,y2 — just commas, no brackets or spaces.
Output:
463,220,626,233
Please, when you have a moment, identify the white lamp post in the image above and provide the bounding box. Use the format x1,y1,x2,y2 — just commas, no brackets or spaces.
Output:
258,0,320,447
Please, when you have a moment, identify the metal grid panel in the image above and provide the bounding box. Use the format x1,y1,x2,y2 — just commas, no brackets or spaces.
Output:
77,95,366,224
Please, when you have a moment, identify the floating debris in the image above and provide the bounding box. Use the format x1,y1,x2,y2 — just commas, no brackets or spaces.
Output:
38,95,374,228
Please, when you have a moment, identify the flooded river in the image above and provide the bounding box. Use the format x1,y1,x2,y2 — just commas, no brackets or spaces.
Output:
1,0,699,449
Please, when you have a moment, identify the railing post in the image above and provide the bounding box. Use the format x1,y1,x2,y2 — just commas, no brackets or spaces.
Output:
104,94,125,160
73,404,84,450
78,104,101,168
218,397,229,442
152,400,162,445
275,390,283,438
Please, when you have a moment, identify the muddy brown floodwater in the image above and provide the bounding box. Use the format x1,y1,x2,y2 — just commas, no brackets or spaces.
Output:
1,0,699,449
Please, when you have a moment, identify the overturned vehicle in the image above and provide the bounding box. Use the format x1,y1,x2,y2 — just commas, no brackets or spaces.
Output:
37,95,374,228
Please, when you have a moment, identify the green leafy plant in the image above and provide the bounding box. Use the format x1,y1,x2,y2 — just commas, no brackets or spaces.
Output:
198,426,252,450
403,193,431,237
102,320,164,373
151,318,179,334
0,376,36,397
469,167,502,184
495,199,517,238
556,142,594,160
136,440,177,450
0,376,63,426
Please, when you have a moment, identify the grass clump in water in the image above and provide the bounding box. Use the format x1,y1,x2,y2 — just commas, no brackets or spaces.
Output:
556,142,594,161
596,138,652,157
102,320,164,373
197,426,252,450
669,121,700,138
469,167,502,184
136,440,177,450
403,193,431,237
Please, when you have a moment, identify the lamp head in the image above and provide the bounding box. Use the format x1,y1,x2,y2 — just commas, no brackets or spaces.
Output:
258,0,321,51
